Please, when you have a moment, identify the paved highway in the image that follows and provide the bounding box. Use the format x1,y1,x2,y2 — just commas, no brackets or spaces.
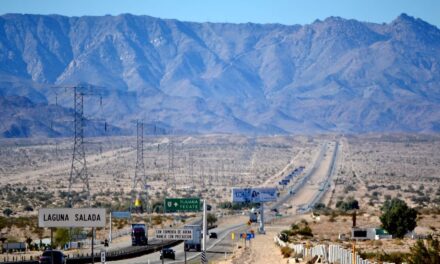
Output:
106,140,340,263
107,223,245,263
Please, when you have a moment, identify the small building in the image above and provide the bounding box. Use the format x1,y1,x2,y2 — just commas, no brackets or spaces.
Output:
2,242,27,253
351,227,392,240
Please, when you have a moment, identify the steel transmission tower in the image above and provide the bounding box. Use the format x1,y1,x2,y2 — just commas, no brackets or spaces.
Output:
67,86,90,207
168,136,176,189
130,121,148,213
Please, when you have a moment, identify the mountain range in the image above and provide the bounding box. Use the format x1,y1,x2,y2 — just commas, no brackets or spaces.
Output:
0,13,439,137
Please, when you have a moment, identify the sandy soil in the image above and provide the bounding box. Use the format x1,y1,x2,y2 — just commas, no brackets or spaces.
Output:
216,227,286,264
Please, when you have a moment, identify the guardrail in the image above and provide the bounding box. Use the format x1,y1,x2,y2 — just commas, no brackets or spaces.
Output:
0,239,182,264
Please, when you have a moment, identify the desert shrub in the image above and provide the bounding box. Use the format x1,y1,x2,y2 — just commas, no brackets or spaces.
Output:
280,246,293,258
3,208,13,217
336,198,359,212
406,238,440,264
298,226,313,237
380,198,417,238
291,223,299,230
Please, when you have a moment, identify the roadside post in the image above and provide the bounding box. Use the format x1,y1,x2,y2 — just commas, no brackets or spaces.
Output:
109,212,112,243
201,199,208,264
50,228,53,264
91,227,95,264
259,203,265,234
100,249,106,264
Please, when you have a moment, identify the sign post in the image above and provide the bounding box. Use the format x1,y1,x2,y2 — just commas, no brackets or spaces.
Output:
201,199,208,264
231,187,277,234
91,227,95,264
100,249,106,264
109,212,112,243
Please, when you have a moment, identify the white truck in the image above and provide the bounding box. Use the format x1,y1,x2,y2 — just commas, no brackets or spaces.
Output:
183,224,202,251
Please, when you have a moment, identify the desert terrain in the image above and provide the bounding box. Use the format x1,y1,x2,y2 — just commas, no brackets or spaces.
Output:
1,134,440,263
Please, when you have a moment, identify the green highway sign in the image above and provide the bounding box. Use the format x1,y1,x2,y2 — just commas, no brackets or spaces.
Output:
164,198,200,212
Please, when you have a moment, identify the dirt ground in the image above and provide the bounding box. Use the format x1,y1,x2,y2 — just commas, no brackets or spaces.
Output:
216,227,286,264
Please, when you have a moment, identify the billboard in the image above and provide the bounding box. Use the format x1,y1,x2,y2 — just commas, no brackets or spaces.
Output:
38,208,106,228
231,187,278,203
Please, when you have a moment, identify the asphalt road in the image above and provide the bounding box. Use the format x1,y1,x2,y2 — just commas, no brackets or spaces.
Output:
106,223,245,264
106,141,339,264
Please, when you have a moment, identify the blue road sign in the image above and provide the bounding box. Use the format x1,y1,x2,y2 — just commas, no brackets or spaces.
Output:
112,211,131,219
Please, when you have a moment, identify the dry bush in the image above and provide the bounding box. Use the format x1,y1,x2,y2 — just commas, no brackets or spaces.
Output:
280,246,293,258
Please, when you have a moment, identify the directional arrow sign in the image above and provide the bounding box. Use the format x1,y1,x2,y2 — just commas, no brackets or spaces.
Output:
164,198,200,212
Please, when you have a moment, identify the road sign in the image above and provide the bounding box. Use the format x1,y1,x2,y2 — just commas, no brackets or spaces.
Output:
164,198,200,212
154,228,193,240
111,211,131,219
38,208,106,228
231,187,278,203
100,250,106,263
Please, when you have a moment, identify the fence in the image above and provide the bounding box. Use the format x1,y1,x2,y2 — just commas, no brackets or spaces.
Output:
274,235,397,264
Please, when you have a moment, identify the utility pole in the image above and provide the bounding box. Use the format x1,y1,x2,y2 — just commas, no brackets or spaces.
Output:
67,86,90,208
130,121,148,213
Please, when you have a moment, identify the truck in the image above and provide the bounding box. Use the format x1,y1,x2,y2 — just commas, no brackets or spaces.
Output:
131,224,148,246
183,224,202,252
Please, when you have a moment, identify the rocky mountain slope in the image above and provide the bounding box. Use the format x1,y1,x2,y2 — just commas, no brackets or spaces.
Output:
0,13,439,137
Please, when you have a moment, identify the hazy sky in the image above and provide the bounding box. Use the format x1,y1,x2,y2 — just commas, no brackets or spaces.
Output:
1,0,439,27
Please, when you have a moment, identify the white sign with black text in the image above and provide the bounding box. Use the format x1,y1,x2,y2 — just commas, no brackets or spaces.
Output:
154,228,193,240
38,208,106,228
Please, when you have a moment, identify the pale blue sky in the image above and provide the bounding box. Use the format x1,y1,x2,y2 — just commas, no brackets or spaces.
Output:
1,0,439,27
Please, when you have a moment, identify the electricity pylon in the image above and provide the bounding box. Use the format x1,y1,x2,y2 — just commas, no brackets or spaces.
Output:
168,135,176,189
67,86,90,208
130,121,148,213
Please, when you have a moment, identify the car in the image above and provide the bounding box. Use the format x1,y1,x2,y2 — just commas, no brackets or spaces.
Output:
209,232,218,239
39,250,67,264
160,248,175,260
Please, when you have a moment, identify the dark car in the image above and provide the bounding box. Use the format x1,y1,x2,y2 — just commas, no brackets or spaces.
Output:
160,248,175,260
209,232,218,239
39,250,67,264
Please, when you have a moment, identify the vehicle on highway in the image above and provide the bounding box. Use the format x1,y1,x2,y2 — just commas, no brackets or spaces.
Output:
209,232,218,239
39,250,67,264
131,223,148,246
270,208,278,213
160,248,176,260
184,224,202,251
249,209,258,223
